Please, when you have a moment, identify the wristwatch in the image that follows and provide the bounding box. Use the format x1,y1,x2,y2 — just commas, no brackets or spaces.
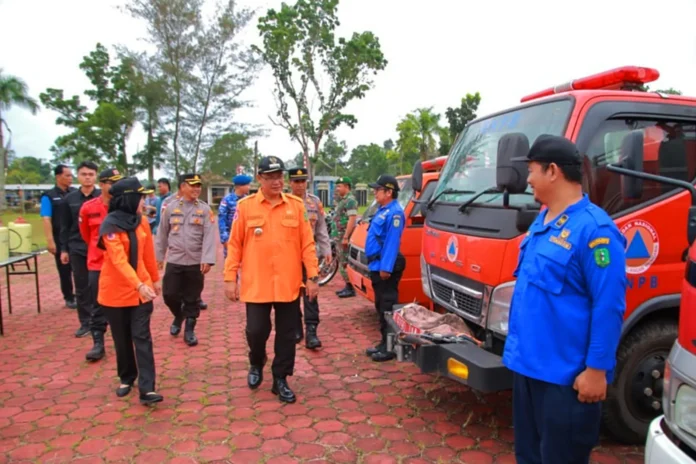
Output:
308,276,319,283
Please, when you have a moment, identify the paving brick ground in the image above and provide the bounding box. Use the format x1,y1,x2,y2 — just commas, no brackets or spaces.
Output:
0,252,645,463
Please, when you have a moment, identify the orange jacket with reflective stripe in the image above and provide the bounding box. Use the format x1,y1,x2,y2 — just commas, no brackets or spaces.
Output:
97,216,160,308
224,192,318,303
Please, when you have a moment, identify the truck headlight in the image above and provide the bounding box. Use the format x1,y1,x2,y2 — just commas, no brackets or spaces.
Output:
420,254,432,299
487,281,515,336
675,384,696,437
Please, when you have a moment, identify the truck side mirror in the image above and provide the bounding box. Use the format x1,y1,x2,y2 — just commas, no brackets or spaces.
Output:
620,130,645,200
688,206,696,245
496,133,530,194
412,161,424,193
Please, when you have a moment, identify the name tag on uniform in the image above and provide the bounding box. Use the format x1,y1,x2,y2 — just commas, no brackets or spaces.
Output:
549,235,572,250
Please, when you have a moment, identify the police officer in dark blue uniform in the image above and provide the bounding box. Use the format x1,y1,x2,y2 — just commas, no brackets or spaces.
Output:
503,135,627,463
364,175,406,362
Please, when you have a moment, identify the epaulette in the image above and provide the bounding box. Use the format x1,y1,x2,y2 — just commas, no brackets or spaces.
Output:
286,193,304,203
237,194,254,204
585,203,613,227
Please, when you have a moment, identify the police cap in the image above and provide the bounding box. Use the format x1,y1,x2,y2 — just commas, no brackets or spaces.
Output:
336,176,352,186
99,168,124,183
233,174,252,186
287,167,309,181
512,135,582,166
110,177,154,197
369,174,399,193
179,173,203,186
258,156,286,174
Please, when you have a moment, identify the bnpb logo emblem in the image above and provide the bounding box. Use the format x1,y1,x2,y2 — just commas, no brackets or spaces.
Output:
446,235,459,263
620,219,659,275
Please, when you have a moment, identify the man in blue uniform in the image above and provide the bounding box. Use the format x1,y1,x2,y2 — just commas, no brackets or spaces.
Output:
503,135,627,463
219,174,252,258
364,175,406,362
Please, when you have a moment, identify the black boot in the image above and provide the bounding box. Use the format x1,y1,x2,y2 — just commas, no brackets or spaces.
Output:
170,317,183,336
365,341,385,357
371,343,396,362
184,318,198,346
199,300,208,310
248,366,263,390
295,325,304,344
305,324,322,350
337,284,356,298
271,377,297,403
85,331,106,362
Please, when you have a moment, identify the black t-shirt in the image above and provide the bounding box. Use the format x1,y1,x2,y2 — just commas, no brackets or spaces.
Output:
59,187,101,256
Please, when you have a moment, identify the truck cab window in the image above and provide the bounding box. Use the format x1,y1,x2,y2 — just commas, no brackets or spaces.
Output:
587,119,696,215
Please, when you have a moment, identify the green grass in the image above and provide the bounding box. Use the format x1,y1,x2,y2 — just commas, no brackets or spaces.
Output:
1,212,47,250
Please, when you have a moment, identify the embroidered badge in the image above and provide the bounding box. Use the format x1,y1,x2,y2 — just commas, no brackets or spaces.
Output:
594,248,610,267
589,237,610,249
393,216,401,228
560,229,571,239
232,210,239,222
549,235,572,250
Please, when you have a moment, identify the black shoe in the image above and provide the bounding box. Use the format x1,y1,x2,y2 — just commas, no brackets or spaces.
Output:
335,284,350,295
116,384,132,397
199,300,208,310
305,325,322,350
365,342,385,357
337,284,356,298
170,317,183,336
184,318,198,346
295,327,304,344
85,332,106,362
139,392,163,405
271,377,296,403
248,366,263,390
74,326,90,338
65,298,77,310
371,349,396,362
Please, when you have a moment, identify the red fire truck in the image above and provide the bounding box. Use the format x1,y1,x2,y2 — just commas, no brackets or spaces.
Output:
387,66,696,444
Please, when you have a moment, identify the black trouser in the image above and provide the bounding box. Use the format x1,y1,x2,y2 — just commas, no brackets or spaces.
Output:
103,302,156,394
369,254,405,342
513,373,601,464
88,270,108,333
163,264,204,320
54,246,74,301
246,299,299,378
297,265,319,328
70,253,91,328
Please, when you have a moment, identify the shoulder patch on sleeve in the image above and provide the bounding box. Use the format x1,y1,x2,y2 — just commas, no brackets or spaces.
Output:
232,209,239,222
593,247,611,267
393,215,401,228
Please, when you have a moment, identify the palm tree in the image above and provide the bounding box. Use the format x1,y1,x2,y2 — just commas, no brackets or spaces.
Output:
0,69,40,210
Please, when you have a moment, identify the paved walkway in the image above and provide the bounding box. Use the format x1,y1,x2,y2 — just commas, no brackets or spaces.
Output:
0,252,644,463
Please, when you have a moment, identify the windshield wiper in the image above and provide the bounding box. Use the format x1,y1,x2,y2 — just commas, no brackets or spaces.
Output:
427,188,475,210
458,187,500,213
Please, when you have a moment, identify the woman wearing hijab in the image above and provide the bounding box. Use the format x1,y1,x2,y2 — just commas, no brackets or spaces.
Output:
97,177,163,405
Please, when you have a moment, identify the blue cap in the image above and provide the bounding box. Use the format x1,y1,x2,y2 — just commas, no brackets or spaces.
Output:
233,174,252,186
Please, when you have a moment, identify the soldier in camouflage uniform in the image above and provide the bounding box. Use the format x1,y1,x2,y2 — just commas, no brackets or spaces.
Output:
333,177,358,298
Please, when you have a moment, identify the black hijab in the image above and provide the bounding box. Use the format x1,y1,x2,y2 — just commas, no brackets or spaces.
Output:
98,191,143,270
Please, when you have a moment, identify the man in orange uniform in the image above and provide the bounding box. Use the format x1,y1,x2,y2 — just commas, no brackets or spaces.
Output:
224,156,319,403
79,168,123,362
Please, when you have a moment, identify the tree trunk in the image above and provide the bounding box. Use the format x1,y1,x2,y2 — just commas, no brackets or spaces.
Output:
0,111,6,212
147,124,155,182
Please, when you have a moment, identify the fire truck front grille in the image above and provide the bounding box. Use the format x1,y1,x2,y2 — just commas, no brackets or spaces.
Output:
431,279,483,317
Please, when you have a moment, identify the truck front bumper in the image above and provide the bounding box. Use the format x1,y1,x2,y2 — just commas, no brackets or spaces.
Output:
645,416,695,464
385,309,512,393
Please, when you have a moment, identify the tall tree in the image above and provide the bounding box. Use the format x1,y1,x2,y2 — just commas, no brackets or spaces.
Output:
124,0,202,177
396,107,443,163
0,70,40,210
200,132,253,179
255,0,387,179
314,133,347,175
444,92,481,151
41,44,139,172
347,143,389,184
182,0,260,172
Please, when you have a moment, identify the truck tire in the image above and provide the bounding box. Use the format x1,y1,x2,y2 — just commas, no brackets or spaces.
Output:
602,318,677,444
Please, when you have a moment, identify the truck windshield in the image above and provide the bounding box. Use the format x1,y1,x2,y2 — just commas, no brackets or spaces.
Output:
362,177,413,220
433,99,573,207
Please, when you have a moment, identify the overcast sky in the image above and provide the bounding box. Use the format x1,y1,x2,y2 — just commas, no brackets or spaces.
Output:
2,0,696,179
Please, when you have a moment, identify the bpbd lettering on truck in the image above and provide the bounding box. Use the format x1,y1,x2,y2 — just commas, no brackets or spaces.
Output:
388,66,696,445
